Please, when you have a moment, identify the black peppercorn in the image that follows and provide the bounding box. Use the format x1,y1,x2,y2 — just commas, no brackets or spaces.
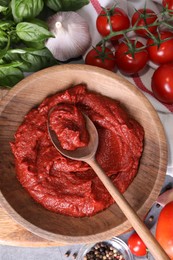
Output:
83,242,125,260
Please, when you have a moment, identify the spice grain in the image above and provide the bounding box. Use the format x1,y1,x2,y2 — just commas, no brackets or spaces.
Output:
84,242,125,260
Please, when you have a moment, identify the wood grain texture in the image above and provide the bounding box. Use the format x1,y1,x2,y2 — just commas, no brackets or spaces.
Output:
0,205,61,246
0,89,61,247
0,64,168,246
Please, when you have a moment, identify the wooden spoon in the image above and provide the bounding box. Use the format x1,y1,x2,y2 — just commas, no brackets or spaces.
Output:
47,111,169,260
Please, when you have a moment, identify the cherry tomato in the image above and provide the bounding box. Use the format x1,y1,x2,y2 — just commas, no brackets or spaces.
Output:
163,0,173,13
114,40,148,74
85,46,116,71
156,201,173,259
131,8,158,37
128,232,147,256
147,31,173,65
151,63,173,104
96,7,130,41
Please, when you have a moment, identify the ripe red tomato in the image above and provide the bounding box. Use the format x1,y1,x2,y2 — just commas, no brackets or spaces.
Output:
96,7,130,41
131,8,158,37
114,40,148,74
151,63,173,104
147,31,173,65
85,46,116,71
156,201,173,259
163,0,173,12
128,232,147,256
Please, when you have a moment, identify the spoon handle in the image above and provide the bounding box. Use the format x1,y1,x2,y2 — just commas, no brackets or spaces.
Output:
87,158,170,260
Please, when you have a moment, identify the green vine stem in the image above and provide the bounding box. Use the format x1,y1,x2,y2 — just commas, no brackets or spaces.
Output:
96,5,173,53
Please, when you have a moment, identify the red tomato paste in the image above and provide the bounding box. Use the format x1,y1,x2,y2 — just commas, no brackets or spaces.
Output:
49,103,89,150
11,84,144,217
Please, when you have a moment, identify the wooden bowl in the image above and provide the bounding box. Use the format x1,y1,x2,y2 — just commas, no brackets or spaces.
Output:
0,64,167,244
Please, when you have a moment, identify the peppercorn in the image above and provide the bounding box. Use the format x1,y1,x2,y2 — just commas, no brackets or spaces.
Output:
64,250,71,257
84,242,125,260
72,252,78,259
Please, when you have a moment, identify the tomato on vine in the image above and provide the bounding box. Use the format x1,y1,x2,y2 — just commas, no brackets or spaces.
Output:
131,8,158,37
162,0,173,13
96,7,130,41
147,31,173,65
151,63,173,104
114,40,148,74
85,46,116,71
128,232,147,257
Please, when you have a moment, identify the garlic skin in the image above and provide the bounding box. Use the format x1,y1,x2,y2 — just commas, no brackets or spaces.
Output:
45,12,91,61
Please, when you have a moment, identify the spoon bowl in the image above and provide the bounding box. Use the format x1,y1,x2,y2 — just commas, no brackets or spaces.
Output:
47,108,169,260
47,108,98,161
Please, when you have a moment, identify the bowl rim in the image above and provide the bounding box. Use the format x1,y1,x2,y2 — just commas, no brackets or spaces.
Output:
0,64,168,244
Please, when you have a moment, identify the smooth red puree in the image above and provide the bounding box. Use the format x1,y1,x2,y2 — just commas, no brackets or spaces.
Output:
11,84,144,217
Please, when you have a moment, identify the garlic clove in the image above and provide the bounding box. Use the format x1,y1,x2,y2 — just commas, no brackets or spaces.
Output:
45,12,91,61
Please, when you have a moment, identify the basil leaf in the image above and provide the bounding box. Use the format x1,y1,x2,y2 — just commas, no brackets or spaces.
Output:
23,40,45,50
44,0,62,11
11,0,44,22
45,0,90,11
21,48,58,71
0,5,8,12
0,20,15,31
3,48,58,72
0,1,11,18
0,62,24,87
21,19,49,48
16,22,54,42
0,21,20,45
2,49,31,72
0,35,10,59
0,0,10,13
0,30,8,46
26,18,49,30
0,0,10,6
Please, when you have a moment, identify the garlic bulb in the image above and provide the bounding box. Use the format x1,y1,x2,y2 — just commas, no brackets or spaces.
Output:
45,12,91,61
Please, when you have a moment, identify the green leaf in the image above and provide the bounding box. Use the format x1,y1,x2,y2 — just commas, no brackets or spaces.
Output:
0,30,8,44
0,20,15,31
0,0,10,6
26,18,49,30
0,1,11,17
44,0,62,11
0,21,20,45
21,47,58,71
3,47,58,72
0,62,24,87
0,35,10,59
16,22,54,42
23,40,45,49
45,0,90,11
11,0,44,22
21,19,49,49
0,60,23,68
0,5,8,12
2,49,30,72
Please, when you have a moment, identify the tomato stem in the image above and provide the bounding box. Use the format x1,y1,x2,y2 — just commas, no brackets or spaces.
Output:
97,5,173,50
